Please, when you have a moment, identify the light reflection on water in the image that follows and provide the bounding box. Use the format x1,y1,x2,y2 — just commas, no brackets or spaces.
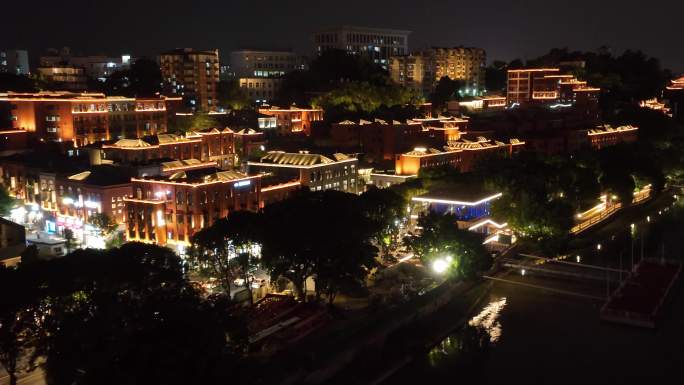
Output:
426,297,507,368
468,297,507,343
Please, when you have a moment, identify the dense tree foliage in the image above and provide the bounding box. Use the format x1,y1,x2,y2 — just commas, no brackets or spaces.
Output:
430,76,464,110
189,211,263,304
404,211,491,279
0,185,15,217
359,186,408,261
217,79,251,110
100,58,162,97
0,243,245,385
260,190,377,302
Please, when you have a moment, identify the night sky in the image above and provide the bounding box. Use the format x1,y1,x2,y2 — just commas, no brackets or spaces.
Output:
6,0,683,72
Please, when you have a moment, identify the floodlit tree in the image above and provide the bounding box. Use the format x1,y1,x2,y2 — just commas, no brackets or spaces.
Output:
188,212,263,304
360,186,408,261
260,190,377,303
0,185,15,217
404,211,491,279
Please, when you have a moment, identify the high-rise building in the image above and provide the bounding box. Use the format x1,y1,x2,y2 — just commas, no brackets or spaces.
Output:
312,25,410,69
390,47,486,96
228,50,305,78
159,48,220,112
0,49,30,75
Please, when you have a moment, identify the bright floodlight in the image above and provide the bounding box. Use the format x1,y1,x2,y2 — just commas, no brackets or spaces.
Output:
432,258,449,274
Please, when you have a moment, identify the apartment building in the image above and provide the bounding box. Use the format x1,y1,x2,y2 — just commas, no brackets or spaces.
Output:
228,50,305,78
390,47,486,96
506,68,600,107
0,49,30,75
160,48,220,111
312,25,410,69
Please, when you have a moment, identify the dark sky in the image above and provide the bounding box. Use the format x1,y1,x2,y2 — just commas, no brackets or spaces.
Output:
5,0,683,72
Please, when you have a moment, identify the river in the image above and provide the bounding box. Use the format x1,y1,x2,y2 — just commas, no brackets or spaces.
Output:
384,197,684,385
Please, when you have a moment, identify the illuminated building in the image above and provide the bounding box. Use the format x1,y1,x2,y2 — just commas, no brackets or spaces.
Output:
395,137,524,176
312,25,410,69
125,169,261,247
248,151,359,193
101,129,236,168
160,48,220,111
390,47,486,96
40,48,131,81
456,96,507,112
639,98,670,116
0,49,30,75
587,125,638,149
44,166,133,237
506,68,599,107
257,106,324,135
238,77,283,104
1,91,182,146
233,128,266,160
411,187,502,222
36,66,88,91
665,76,684,122
228,50,305,78
329,117,466,162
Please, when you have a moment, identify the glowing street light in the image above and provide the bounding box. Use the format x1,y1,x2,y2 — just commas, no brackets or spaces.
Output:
596,243,602,251
432,258,450,274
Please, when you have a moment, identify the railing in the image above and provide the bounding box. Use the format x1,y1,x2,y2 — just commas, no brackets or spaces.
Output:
571,203,622,234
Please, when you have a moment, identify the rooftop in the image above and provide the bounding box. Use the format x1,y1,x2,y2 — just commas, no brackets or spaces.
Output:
253,151,354,167
135,167,254,186
412,185,502,206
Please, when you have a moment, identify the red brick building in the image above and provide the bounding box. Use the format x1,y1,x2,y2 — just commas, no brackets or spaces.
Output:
101,129,237,168
257,106,324,135
0,91,182,146
125,169,262,248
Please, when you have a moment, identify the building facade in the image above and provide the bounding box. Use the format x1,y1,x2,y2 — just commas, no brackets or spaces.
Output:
101,129,236,167
665,76,684,122
40,48,131,81
0,49,30,75
228,50,305,78
36,66,88,91
238,77,283,104
506,68,600,107
257,106,324,136
248,151,359,193
312,26,410,69
395,137,525,176
390,47,486,96
125,169,261,247
160,48,220,112
1,91,181,146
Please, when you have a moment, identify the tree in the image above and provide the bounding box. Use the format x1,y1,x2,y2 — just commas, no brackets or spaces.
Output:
62,228,75,254
169,113,220,134
101,57,162,97
88,212,118,236
430,76,464,111
0,185,15,217
260,190,377,302
217,80,251,110
17,243,244,385
188,211,263,304
360,186,408,261
0,267,39,385
404,211,491,279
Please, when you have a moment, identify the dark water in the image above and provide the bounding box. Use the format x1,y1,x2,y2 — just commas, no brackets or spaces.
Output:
385,199,684,385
